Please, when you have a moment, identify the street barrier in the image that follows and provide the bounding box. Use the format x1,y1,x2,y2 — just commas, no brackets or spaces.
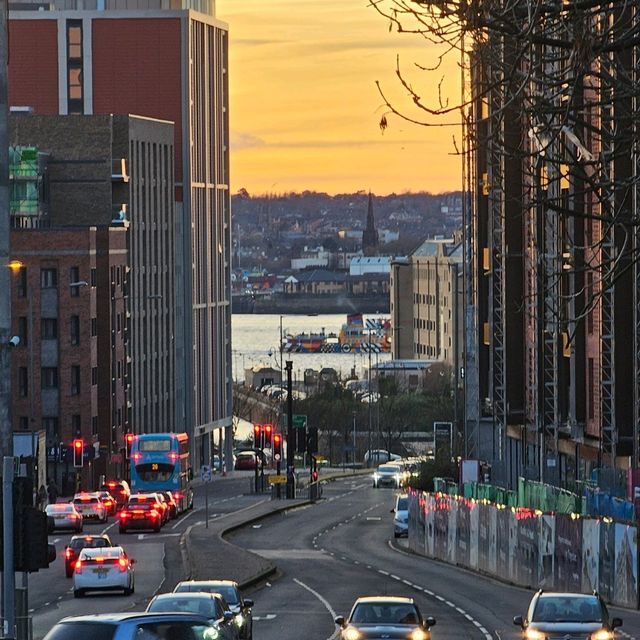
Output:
407,490,639,609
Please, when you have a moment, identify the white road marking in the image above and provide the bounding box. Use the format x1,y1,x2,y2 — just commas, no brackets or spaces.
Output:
100,521,116,535
253,614,277,621
293,578,339,640
171,508,201,530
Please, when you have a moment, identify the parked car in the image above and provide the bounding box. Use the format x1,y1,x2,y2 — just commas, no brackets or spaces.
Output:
42,612,221,640
513,591,622,640
364,449,401,467
174,580,254,640
392,494,409,538
46,503,83,532
73,493,108,523
64,534,113,578
335,596,435,640
146,593,237,640
72,545,135,598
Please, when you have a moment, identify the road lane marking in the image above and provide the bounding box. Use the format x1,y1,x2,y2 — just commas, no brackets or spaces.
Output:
293,578,338,640
253,614,277,621
171,508,201,530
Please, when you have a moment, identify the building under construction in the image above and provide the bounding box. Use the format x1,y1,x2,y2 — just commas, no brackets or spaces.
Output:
455,0,640,490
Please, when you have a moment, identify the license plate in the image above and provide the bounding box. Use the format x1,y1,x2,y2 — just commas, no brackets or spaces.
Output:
93,568,109,576
54,515,66,520
133,515,144,519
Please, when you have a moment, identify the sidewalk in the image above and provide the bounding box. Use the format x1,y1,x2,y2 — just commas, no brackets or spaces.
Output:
183,468,371,589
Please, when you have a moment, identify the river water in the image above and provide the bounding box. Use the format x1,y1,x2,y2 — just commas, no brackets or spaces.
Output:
231,313,392,383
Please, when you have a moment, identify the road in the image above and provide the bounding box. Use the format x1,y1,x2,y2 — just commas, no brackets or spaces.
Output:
228,478,640,640
31,475,261,639
27,475,640,640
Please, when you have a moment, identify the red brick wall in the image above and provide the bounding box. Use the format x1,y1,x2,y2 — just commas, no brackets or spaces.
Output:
92,18,183,181
8,21,59,114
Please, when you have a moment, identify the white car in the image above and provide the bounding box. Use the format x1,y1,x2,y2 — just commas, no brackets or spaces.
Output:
73,493,108,522
392,494,409,538
373,463,405,488
46,503,83,532
73,546,135,598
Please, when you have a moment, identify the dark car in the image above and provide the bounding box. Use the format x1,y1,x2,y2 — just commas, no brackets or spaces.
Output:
64,534,113,578
174,580,254,640
335,596,435,640
160,491,178,519
118,501,162,533
100,480,131,510
146,593,237,640
42,612,223,640
514,592,622,640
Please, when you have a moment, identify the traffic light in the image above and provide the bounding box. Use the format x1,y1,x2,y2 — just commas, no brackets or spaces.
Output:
273,433,282,460
307,426,318,454
73,439,84,467
125,432,134,459
264,423,273,448
253,424,263,448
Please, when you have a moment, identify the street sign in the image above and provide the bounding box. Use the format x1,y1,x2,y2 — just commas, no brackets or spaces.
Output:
434,422,453,453
293,415,307,429
268,474,287,485
201,465,212,482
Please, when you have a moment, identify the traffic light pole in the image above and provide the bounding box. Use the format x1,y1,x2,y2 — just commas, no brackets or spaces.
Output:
285,361,294,499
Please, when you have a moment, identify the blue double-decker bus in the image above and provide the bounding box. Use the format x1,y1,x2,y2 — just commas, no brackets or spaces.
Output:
130,432,194,513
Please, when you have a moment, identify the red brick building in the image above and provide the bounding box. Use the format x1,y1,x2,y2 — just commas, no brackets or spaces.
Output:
11,227,126,493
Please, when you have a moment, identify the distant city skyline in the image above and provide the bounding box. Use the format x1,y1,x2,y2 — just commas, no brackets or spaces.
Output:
217,0,462,196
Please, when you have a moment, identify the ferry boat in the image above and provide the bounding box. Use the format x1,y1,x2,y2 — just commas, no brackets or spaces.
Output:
283,314,391,353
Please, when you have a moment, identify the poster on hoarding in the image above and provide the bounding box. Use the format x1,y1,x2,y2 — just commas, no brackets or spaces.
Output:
517,514,539,587
538,515,555,587
425,494,434,557
613,524,637,608
554,514,582,592
456,500,470,568
599,521,615,601
469,501,479,570
447,498,458,563
581,518,600,593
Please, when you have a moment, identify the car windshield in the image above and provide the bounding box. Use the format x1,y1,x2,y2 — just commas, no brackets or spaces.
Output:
351,603,420,625
200,585,237,604
149,597,215,617
379,466,400,474
533,597,603,622
397,498,409,510
134,622,221,640
47,504,74,513
70,538,109,549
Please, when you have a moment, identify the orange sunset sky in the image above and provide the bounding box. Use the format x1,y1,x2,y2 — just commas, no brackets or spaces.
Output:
216,0,462,197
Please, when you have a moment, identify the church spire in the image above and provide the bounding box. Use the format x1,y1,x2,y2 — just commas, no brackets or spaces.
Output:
362,192,379,256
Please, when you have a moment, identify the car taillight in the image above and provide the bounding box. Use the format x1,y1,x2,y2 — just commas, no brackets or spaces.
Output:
75,560,82,574
65,548,73,559
150,510,159,518
174,492,182,500
119,511,129,519
118,558,128,572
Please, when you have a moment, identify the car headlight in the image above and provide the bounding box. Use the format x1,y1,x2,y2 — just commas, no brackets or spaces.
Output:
235,614,245,627
373,473,379,480
592,630,613,640
344,626,361,640
411,628,428,640
524,629,546,640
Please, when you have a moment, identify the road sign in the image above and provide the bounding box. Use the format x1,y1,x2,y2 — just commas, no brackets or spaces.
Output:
201,465,212,482
268,474,287,485
293,415,307,429
434,422,453,453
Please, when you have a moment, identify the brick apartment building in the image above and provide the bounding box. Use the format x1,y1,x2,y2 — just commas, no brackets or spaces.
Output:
7,0,234,467
10,227,125,493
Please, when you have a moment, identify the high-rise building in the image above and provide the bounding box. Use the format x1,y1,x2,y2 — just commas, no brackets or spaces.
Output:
8,0,233,465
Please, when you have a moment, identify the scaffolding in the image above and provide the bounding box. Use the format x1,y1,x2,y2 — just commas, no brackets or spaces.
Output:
9,146,48,229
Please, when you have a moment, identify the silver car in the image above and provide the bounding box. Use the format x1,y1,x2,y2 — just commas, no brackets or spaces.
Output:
392,494,409,538
42,612,224,640
146,593,237,640
46,503,83,532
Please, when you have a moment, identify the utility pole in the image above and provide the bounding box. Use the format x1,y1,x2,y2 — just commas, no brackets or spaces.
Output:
1,4,16,638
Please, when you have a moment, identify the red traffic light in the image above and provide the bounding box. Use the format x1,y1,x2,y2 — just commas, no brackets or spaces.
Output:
273,433,281,444
264,424,272,435
253,424,261,435
72,439,84,468
125,433,134,444
73,439,83,450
